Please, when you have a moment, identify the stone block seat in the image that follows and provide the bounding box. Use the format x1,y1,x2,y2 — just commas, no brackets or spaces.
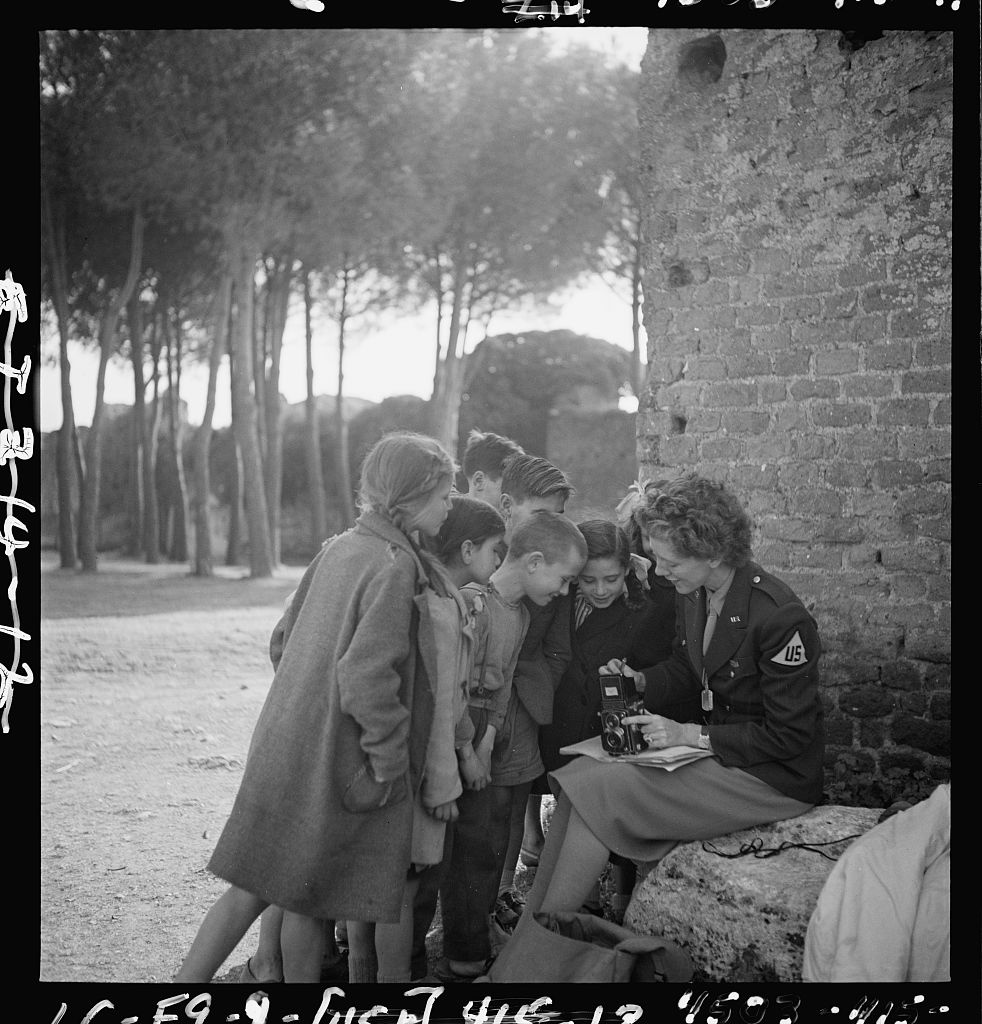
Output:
623,804,883,982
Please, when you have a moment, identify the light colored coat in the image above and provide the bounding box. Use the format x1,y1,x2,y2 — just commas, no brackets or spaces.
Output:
207,512,438,923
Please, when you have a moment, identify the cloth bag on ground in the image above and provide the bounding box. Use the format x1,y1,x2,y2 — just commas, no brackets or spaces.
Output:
482,910,693,983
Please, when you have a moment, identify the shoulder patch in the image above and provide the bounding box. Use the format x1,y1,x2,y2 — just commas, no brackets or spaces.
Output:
771,630,808,666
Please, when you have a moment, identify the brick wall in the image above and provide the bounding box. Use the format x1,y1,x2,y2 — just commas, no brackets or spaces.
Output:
637,29,951,806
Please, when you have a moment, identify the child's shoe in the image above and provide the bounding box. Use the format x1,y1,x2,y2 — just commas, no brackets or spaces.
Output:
493,888,525,933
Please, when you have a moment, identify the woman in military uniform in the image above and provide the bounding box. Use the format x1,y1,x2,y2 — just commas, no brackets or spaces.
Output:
522,472,825,916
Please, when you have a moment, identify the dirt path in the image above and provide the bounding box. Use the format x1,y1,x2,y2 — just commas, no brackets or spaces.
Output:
41,554,305,983
40,552,544,984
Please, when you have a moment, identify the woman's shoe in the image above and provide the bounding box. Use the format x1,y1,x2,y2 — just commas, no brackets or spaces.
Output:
235,956,282,984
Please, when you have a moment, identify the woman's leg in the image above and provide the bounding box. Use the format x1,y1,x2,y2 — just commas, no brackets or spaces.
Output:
280,911,326,982
537,803,610,914
521,792,545,865
174,885,268,982
375,876,420,984
247,905,284,982
347,921,378,983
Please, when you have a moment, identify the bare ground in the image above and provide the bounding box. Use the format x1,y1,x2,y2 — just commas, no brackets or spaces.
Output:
40,552,543,984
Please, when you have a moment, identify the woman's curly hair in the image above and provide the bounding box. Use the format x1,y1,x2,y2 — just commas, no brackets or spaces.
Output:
636,473,753,568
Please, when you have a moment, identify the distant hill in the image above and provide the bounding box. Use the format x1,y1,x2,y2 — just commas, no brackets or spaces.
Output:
282,394,377,424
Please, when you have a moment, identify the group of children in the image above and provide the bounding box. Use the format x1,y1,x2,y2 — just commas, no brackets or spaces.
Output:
174,427,678,985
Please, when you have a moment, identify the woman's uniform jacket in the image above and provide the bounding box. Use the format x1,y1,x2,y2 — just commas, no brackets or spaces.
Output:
538,577,676,774
642,561,825,805
207,512,439,923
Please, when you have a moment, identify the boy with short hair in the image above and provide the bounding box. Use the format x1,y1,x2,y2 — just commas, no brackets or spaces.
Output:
437,511,586,980
461,430,525,509
487,454,577,934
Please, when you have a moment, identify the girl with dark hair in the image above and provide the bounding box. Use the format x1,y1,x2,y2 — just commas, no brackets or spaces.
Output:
537,519,675,920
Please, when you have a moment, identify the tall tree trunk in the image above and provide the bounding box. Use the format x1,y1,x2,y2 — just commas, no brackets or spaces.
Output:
192,271,232,576
144,316,162,563
166,310,190,562
429,266,469,458
42,185,80,568
253,268,268,465
229,244,274,577
225,440,243,566
125,292,146,558
334,265,355,528
302,270,329,546
263,255,291,568
78,205,144,572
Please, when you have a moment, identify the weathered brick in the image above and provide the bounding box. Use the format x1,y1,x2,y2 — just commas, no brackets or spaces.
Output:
790,488,844,516
825,462,870,488
871,460,923,488
840,686,895,718
685,357,727,380
865,341,913,370
660,435,701,464
691,280,731,306
899,692,928,715
703,382,758,406
674,307,736,332
932,397,951,426
862,282,917,312
929,693,951,720
853,315,888,343
793,435,836,460
700,438,744,460
844,376,895,398
918,516,951,542
685,409,723,433
790,378,841,400
889,573,929,599
833,430,897,461
923,460,951,485
780,296,822,320
760,381,788,404
900,370,950,394
726,353,772,377
774,406,810,432
858,720,886,748
843,543,882,570
779,462,822,490
789,546,843,570
735,303,782,327
737,464,781,490
719,410,771,434
905,628,951,664
749,325,793,350
756,541,790,568
879,749,929,773
895,490,950,518
716,329,753,354
913,338,951,367
771,350,810,375
838,259,888,287
891,308,945,337
745,434,795,462
753,250,796,275
792,321,857,347
711,253,752,276
824,715,854,745
822,290,859,318
889,715,950,756
876,399,931,427
811,403,872,428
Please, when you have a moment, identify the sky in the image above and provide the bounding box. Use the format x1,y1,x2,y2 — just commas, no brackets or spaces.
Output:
39,27,650,433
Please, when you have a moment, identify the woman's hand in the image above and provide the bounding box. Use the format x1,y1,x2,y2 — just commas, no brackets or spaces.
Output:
622,713,700,750
427,799,459,822
600,659,644,682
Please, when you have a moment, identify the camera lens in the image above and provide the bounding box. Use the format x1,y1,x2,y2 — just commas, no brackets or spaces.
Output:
603,727,626,750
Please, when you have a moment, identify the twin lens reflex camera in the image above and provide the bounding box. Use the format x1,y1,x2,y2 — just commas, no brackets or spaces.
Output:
598,673,648,755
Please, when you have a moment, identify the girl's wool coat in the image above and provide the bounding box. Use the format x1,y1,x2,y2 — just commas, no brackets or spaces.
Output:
207,512,438,923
